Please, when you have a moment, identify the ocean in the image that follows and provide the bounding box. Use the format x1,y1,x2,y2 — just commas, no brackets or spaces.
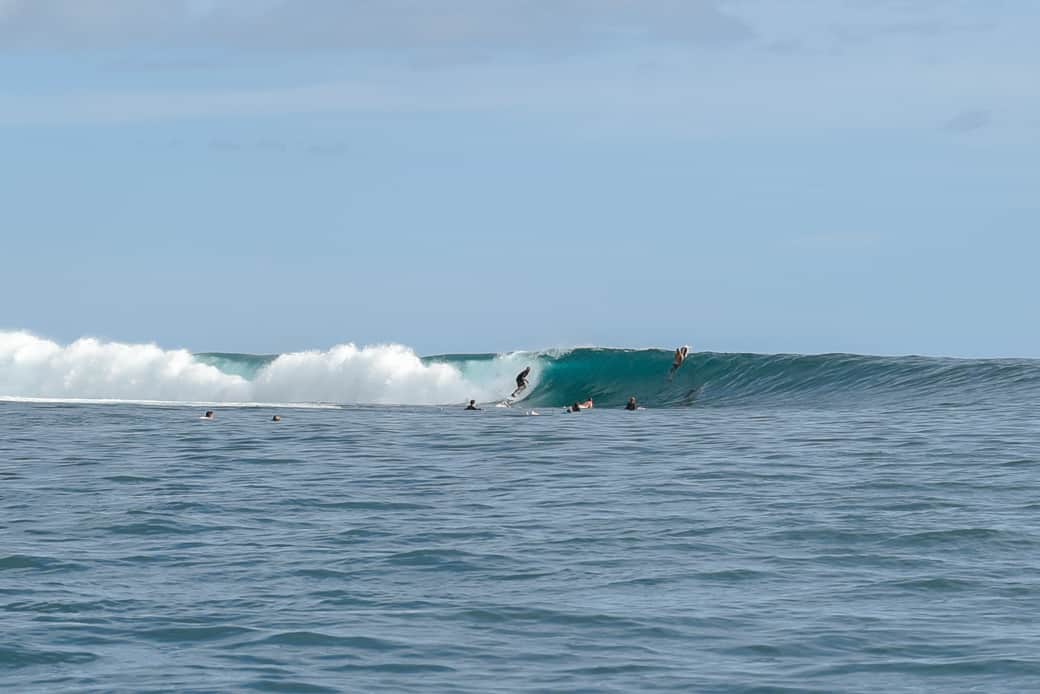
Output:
3,332,1040,692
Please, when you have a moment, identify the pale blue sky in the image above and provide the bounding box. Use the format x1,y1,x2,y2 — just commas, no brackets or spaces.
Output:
1,1,1037,356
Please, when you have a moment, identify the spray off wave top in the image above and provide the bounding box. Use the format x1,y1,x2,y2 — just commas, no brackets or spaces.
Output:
1,331,1037,408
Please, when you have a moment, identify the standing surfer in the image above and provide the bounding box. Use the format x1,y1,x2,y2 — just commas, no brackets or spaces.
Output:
668,346,689,379
511,366,531,398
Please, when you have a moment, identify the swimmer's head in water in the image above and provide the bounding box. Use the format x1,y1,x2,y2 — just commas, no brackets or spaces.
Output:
272,415,281,422
204,411,214,418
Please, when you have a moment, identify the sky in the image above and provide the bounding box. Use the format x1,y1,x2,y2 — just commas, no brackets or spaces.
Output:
1,0,1037,357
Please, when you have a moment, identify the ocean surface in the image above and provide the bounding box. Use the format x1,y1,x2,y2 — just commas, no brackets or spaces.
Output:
3,333,1040,692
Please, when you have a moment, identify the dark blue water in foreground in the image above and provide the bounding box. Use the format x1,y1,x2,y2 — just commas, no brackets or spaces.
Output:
3,397,1040,692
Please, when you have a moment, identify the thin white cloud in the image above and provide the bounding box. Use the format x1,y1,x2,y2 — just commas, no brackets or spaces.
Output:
790,234,880,252
0,0,752,56
944,109,992,133
0,52,1034,136
0,1,1036,140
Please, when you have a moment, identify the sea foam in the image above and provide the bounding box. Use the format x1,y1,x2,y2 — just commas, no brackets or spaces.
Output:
0,331,530,405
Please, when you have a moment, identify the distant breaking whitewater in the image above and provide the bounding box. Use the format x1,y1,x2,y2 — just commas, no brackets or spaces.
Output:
1,330,1037,408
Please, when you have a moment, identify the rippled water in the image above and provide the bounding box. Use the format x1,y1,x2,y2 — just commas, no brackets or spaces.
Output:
3,400,1040,692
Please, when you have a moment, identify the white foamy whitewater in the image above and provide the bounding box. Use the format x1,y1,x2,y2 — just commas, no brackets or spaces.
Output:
0,331,536,406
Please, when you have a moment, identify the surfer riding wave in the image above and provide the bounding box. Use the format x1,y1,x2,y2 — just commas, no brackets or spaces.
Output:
511,366,531,398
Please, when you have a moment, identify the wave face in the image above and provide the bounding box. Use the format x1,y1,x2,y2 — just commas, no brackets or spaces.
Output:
503,348,1040,408
2,331,1037,407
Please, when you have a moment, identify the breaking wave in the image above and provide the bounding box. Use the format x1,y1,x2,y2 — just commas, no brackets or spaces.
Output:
2,331,1037,408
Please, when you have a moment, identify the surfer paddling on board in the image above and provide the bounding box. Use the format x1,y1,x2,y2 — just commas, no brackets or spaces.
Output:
511,366,531,398
668,346,689,380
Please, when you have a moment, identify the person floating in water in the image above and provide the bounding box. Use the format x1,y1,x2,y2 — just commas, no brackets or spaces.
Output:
202,410,215,420
271,415,281,422
511,366,531,398
668,346,689,380
567,398,594,412
625,396,638,411
465,400,481,411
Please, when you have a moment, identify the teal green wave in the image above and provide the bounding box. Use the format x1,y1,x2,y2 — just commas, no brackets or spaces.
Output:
197,348,1040,408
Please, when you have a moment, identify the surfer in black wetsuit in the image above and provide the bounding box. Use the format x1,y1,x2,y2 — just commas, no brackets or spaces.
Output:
625,397,638,411
465,400,480,410
511,367,531,398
